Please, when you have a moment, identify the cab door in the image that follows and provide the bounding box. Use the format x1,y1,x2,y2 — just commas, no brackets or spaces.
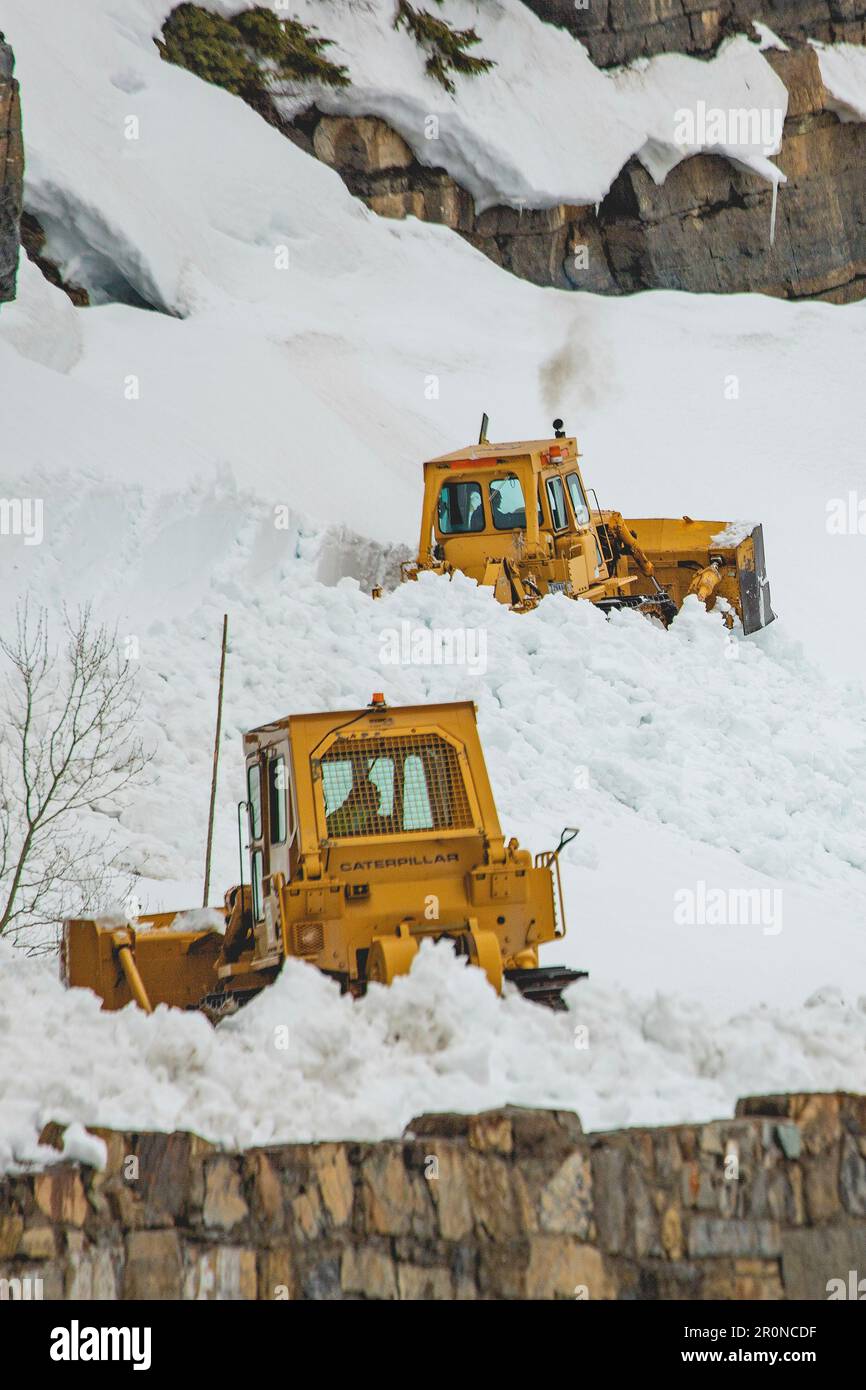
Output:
248,746,294,955
246,753,268,944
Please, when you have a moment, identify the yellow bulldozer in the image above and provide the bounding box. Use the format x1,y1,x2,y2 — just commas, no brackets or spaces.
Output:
62,695,582,1017
402,418,775,632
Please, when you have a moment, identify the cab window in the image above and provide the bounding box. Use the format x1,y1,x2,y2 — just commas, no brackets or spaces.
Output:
402,754,433,830
546,476,569,531
268,756,287,845
438,480,484,534
489,476,527,530
566,471,590,526
247,762,262,841
251,849,264,921
323,756,394,836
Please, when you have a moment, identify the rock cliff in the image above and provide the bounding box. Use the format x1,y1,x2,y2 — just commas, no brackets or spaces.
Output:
521,0,866,68
0,35,23,303
304,45,866,302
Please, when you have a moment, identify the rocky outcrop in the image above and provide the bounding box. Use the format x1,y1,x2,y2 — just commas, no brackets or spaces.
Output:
520,0,866,69
19,213,90,307
1,1092,864,1300
305,46,866,302
0,35,23,302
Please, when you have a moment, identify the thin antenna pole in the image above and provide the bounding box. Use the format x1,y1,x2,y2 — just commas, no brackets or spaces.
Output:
203,613,228,907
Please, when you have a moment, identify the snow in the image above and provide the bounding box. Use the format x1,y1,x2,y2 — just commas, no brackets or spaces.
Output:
710,521,758,547
752,23,790,54
0,1,864,1168
137,909,227,935
812,41,866,123
3,938,864,1174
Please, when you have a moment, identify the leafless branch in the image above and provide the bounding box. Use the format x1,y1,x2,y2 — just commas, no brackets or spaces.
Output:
0,601,153,947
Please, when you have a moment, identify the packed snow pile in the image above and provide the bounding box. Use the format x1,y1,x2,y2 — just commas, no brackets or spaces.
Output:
0,0,865,1169
3,937,865,1174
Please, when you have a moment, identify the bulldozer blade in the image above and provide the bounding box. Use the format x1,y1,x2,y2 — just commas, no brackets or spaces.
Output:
505,964,587,1011
738,523,775,635
618,516,776,634
62,916,224,1012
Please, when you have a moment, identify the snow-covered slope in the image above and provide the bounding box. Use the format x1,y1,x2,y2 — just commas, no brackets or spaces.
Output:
0,1,864,1170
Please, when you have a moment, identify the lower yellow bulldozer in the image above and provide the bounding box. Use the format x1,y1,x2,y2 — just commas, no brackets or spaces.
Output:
62,696,582,1016
402,419,775,633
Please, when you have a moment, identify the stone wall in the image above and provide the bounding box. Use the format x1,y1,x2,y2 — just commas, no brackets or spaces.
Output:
1,1092,864,1300
0,34,23,302
304,45,866,302
519,0,866,69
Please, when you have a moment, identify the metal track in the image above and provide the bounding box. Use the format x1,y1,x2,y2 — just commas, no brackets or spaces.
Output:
594,591,678,626
505,965,587,1011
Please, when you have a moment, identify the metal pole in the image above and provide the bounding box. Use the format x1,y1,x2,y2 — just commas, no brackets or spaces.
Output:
203,614,228,907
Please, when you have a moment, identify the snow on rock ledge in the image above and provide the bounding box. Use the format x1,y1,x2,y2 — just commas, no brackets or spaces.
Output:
812,40,866,122
223,0,789,209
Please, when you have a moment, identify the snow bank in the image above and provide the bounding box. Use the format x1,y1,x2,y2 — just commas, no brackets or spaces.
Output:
2,938,864,1174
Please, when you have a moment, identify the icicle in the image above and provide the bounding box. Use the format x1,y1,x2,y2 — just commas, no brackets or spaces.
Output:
769,179,779,248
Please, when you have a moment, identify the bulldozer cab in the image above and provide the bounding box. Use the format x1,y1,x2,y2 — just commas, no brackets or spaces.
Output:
419,436,606,569
415,437,617,604
241,701,500,958
244,700,495,878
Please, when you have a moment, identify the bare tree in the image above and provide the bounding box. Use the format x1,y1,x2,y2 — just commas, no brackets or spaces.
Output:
0,601,151,950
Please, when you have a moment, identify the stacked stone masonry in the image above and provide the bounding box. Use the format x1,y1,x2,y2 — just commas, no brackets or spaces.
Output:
1,1093,864,1300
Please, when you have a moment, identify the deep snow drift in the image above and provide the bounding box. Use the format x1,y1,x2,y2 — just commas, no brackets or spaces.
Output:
0,0,865,1170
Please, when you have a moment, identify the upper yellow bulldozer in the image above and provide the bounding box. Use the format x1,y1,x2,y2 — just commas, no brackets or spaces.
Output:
62,695,582,1017
402,419,775,633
